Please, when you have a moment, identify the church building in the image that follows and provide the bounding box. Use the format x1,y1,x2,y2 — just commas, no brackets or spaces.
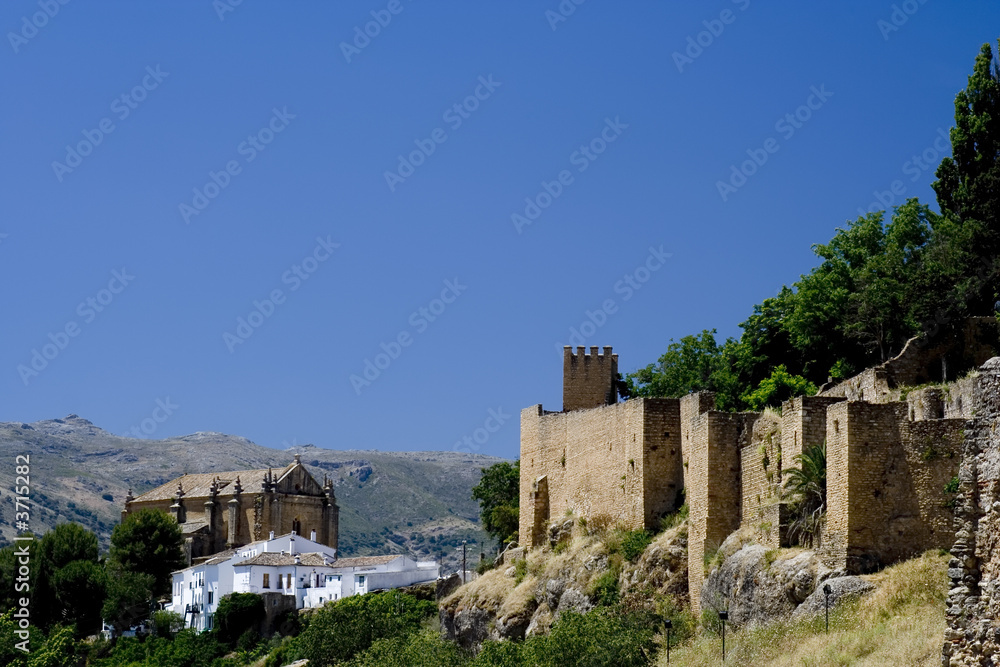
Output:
122,454,338,564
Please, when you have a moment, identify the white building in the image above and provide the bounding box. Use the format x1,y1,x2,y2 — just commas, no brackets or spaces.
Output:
169,532,438,631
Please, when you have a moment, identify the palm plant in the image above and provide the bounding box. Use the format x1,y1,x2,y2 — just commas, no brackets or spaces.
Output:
783,442,826,547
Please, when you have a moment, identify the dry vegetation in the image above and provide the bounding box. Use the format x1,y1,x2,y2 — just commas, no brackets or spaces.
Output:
661,551,949,667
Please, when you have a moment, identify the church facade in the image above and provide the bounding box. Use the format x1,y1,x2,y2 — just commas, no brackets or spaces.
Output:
123,454,338,564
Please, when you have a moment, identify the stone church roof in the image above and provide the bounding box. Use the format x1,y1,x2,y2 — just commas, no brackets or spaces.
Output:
131,462,298,502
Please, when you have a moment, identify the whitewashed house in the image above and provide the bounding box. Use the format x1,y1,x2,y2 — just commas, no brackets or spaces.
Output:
168,532,438,631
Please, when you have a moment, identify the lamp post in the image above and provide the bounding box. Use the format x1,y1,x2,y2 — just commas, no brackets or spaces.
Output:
456,541,467,584
719,611,729,661
664,618,672,664
823,583,832,633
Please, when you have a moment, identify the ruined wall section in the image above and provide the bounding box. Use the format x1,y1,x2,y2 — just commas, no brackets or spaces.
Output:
943,358,1000,667
741,412,784,548
688,410,757,615
519,399,682,546
824,401,962,573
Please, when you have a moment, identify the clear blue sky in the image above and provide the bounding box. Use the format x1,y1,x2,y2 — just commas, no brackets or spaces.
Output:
2,1,997,460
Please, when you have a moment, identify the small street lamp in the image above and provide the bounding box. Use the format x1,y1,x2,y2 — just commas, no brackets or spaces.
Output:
823,583,832,633
664,618,673,664
719,611,729,661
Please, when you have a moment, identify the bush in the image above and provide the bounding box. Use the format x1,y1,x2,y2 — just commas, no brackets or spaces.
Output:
619,530,653,561
522,608,657,667
214,593,265,646
345,629,466,667
295,591,436,667
152,610,185,638
660,503,689,532
588,570,620,607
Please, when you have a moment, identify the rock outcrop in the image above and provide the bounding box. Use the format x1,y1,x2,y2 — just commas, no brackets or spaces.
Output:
439,519,688,650
700,530,874,627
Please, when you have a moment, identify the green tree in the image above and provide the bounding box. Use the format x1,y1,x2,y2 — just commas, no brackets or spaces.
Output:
742,365,818,410
214,593,265,646
783,442,827,547
27,523,106,635
345,629,466,667
933,40,1000,315
294,591,435,667
623,329,725,399
100,561,155,634
471,461,520,549
108,508,184,596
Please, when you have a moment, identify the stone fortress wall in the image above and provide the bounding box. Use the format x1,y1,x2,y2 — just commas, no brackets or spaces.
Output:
521,325,998,614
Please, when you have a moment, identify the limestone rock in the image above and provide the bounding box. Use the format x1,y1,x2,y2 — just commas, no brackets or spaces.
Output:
701,544,832,627
791,576,874,619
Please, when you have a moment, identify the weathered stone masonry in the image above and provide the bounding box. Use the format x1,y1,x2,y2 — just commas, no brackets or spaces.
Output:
521,332,994,613
943,358,1000,667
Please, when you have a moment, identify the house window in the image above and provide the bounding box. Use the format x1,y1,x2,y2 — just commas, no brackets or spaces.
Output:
207,591,213,604
287,574,293,589
263,574,270,589
358,575,366,586
206,614,213,630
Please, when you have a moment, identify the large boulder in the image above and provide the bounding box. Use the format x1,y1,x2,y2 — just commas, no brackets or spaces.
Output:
791,576,874,620
701,542,833,627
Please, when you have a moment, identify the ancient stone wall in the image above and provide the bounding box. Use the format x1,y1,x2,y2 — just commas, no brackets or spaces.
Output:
518,398,683,546
687,408,757,615
823,401,961,573
943,358,1000,667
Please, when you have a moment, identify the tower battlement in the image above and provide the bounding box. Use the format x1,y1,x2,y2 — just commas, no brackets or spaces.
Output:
563,345,618,412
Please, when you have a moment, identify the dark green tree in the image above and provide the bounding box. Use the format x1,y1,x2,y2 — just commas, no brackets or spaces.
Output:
294,591,435,667
214,593,265,646
471,461,520,549
623,329,726,399
108,508,184,596
933,40,1000,315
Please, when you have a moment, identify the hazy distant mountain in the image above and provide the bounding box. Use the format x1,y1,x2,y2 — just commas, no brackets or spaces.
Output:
0,415,504,570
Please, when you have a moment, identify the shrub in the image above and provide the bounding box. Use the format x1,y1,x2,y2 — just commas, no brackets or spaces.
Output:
295,591,436,667
588,570,620,607
619,530,653,561
214,592,265,647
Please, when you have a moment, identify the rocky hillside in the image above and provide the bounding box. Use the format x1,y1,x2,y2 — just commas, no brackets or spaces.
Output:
0,415,502,569
440,516,688,649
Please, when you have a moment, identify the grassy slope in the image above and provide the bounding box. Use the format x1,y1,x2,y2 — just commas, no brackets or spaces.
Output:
661,551,949,667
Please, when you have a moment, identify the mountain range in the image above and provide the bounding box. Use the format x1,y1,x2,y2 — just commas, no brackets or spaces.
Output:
0,415,505,570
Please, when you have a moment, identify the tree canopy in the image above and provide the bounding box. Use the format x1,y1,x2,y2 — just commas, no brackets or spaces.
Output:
471,460,520,549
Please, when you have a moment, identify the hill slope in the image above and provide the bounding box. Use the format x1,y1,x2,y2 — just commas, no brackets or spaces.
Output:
0,415,504,569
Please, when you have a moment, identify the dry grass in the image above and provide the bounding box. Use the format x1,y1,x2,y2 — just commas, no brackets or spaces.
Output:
660,551,949,667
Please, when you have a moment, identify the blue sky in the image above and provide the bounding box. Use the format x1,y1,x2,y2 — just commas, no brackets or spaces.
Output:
2,1,998,460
